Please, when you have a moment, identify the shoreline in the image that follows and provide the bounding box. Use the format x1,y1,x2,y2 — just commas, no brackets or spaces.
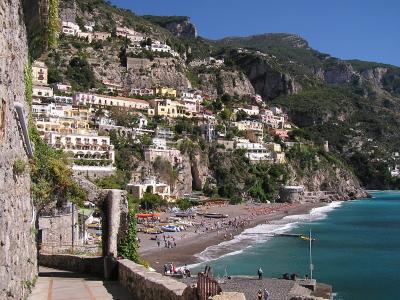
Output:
139,202,326,272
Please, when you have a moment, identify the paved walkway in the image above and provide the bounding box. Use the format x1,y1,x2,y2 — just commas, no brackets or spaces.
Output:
29,267,132,300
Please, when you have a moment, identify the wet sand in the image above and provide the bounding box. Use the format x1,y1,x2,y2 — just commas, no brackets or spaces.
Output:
138,202,324,272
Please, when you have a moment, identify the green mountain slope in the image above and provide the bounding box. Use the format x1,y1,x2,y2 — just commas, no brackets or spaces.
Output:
54,0,400,189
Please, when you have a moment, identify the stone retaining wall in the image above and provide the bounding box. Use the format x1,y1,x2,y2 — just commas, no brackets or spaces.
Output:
39,254,104,277
118,259,197,300
0,0,37,298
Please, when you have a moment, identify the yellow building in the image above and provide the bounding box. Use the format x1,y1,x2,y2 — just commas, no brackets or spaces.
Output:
149,99,190,118
32,61,48,85
35,117,91,138
154,87,177,98
63,107,91,121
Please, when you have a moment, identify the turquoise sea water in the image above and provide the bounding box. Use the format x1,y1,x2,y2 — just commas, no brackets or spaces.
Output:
190,191,400,300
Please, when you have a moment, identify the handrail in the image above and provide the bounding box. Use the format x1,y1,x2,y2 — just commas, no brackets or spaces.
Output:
14,102,34,158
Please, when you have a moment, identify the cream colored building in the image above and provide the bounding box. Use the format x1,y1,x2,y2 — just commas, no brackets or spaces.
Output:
154,87,177,98
47,132,115,179
148,99,190,118
32,61,48,85
232,120,264,132
35,117,91,138
93,32,111,41
33,85,53,98
127,177,171,201
74,93,150,110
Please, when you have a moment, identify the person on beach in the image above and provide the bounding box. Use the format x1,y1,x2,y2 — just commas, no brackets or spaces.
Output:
258,267,263,280
264,289,270,300
257,289,263,300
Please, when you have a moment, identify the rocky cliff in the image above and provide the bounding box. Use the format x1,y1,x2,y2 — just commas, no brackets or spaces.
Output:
228,52,301,100
126,57,192,91
0,1,37,298
286,150,368,202
198,70,255,98
143,16,197,39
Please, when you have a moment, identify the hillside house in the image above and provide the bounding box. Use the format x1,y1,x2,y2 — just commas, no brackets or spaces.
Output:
154,87,177,98
130,88,154,97
269,128,290,139
235,139,271,162
259,110,285,129
53,83,72,94
33,85,53,98
93,32,111,41
32,61,48,85
232,120,263,132
148,99,190,118
127,177,171,201
62,21,80,36
234,105,260,116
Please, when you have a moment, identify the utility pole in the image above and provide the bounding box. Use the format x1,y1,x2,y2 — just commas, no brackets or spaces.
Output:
71,203,75,252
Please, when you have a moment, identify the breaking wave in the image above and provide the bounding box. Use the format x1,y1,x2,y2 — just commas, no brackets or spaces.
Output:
186,201,342,269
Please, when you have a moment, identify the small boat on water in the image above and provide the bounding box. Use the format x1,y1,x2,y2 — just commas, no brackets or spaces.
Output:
203,213,228,219
300,235,315,242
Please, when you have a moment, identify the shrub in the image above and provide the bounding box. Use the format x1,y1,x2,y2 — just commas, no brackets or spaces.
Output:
13,159,26,175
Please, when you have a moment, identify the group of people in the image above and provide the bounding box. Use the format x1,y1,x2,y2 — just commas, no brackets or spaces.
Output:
257,288,270,300
155,235,177,248
257,268,270,299
163,262,191,277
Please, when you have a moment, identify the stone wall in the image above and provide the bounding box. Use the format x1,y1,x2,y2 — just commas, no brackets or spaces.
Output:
0,1,38,298
118,259,197,300
39,254,104,277
39,209,79,247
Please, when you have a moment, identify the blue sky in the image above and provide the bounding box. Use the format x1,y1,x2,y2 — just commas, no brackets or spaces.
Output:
110,0,400,66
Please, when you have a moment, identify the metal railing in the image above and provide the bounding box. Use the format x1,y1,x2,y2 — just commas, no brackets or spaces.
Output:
197,267,222,300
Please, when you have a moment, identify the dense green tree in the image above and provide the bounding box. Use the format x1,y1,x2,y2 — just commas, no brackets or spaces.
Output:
67,57,97,91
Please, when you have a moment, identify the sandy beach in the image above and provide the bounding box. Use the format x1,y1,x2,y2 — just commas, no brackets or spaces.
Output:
138,202,325,272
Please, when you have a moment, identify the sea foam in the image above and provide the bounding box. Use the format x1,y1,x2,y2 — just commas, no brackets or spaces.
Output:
187,201,342,268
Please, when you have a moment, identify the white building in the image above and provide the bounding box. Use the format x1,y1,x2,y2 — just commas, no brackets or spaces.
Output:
181,90,203,102
84,22,95,32
48,132,115,178
33,85,53,98
127,177,171,201
116,26,144,43
62,21,81,36
146,40,179,57
53,83,72,94
236,139,271,162
232,120,264,132
234,105,260,116
32,103,73,118
130,88,154,97
74,93,150,110
259,110,284,129
54,95,74,104
93,32,111,41
77,31,93,43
